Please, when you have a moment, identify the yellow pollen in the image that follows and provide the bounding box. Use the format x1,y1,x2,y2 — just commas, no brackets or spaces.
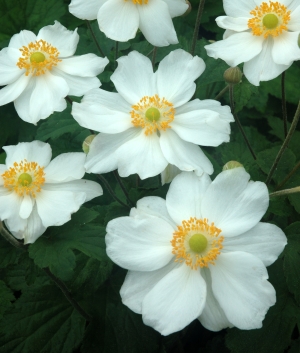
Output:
2,159,45,197
248,1,291,38
130,95,175,136
17,39,61,76
171,217,223,270
130,0,148,4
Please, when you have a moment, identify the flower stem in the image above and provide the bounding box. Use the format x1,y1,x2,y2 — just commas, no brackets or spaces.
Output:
115,41,119,69
275,160,300,191
151,46,157,69
0,222,26,249
229,85,257,160
43,268,92,322
266,100,300,185
214,85,229,101
269,186,300,197
113,171,134,207
86,20,105,57
190,0,206,56
97,174,130,209
281,72,288,138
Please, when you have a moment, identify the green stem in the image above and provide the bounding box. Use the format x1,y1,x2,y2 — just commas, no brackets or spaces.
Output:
281,72,288,138
229,85,257,160
0,222,26,249
214,85,229,101
266,100,300,185
190,0,206,56
113,171,134,207
275,160,300,191
151,46,157,69
269,186,300,197
97,174,130,209
115,41,119,69
86,20,105,57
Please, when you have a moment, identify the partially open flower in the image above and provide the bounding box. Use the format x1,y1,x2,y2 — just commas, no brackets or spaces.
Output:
106,168,287,335
0,141,103,243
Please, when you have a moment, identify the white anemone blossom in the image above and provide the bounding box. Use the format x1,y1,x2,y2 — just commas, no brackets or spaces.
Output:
106,168,287,335
204,0,300,85
69,0,188,46
0,21,109,124
72,50,234,179
0,141,103,244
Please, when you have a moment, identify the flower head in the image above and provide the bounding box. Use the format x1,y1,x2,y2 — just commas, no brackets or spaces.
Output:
69,0,188,46
204,0,300,85
0,21,109,124
72,49,234,179
0,141,103,244
105,168,287,335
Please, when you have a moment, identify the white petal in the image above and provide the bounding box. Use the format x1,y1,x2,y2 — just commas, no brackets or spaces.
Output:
0,48,23,85
243,37,290,86
44,153,86,183
210,252,276,330
5,216,27,240
272,31,300,65
138,0,178,46
106,216,174,271
120,261,177,314
19,195,34,219
0,192,21,220
0,74,30,106
23,205,46,244
289,5,300,31
37,21,79,57
163,0,188,17
223,222,287,266
36,189,86,227
223,0,255,17
201,168,269,237
8,30,36,49
160,129,213,174
57,54,109,76
156,49,205,107
43,179,103,202
52,68,101,96
216,16,249,31
142,264,206,335
69,0,104,20
72,89,132,133
115,132,168,179
166,171,211,225
198,268,233,331
3,141,52,168
85,129,140,174
171,109,231,147
97,0,139,42
15,72,68,124
111,51,156,104
205,32,264,67
161,164,181,185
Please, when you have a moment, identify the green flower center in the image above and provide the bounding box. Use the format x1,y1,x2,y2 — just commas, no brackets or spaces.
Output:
18,173,32,186
145,107,160,122
30,52,46,63
262,14,279,29
189,233,208,253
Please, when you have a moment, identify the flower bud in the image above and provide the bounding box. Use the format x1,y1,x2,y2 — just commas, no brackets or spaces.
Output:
223,67,243,85
82,135,96,154
182,1,191,16
223,161,244,171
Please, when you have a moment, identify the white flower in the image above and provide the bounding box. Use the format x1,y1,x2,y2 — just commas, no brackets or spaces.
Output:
204,0,300,85
105,168,287,335
0,141,103,244
0,21,109,124
69,0,188,46
72,50,234,179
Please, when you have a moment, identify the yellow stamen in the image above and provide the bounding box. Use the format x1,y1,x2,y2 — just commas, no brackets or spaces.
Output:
2,160,45,197
130,94,175,136
131,0,148,4
17,39,61,76
248,1,291,38
171,217,223,270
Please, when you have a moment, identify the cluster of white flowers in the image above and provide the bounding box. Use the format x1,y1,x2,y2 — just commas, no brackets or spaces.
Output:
0,0,292,337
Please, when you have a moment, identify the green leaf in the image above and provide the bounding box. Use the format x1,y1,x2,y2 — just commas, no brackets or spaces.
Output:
233,80,259,113
288,338,300,353
0,285,85,353
0,280,14,318
0,233,24,269
28,208,108,281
